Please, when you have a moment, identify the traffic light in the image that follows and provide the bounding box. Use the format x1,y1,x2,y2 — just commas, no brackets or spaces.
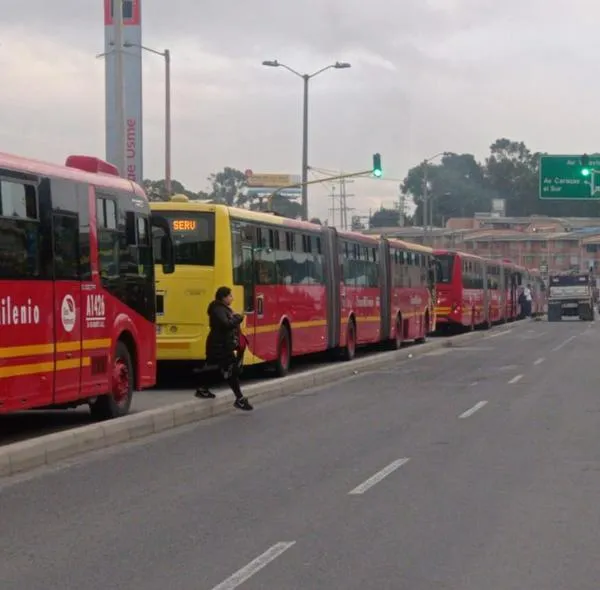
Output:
581,153,591,176
372,153,382,177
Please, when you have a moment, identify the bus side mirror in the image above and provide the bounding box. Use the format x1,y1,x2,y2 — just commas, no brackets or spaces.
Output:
160,235,175,274
151,213,175,274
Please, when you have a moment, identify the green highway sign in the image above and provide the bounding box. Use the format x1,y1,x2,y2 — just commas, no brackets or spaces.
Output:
539,154,600,199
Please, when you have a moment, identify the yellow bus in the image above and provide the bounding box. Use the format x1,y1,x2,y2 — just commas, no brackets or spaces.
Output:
151,196,437,375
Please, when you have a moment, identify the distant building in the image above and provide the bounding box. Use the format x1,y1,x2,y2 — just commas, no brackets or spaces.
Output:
363,216,600,273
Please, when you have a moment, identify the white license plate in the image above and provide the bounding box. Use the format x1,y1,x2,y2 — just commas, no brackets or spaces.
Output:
563,303,578,308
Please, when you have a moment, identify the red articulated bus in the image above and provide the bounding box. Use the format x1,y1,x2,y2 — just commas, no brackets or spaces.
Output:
334,232,435,358
434,249,489,330
0,152,174,418
150,201,435,374
434,250,542,329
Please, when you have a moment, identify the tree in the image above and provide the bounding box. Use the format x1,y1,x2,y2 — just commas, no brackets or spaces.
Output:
208,167,247,206
270,195,302,219
482,138,600,217
401,153,491,225
483,138,539,217
370,207,400,228
142,179,209,201
310,217,322,225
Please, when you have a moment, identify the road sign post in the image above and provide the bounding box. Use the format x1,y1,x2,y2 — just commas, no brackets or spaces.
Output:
539,154,600,199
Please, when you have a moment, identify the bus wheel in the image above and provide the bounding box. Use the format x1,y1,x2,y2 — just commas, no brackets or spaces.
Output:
90,341,134,420
342,319,356,361
274,326,291,377
415,313,428,344
391,317,403,349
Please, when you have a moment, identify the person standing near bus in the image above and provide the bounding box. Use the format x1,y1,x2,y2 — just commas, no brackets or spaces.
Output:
195,286,253,411
523,283,533,317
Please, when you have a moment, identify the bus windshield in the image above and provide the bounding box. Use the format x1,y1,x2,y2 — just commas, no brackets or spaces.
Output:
153,211,215,266
435,254,455,284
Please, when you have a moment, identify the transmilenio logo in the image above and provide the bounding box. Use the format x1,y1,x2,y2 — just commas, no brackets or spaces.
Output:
0,296,41,326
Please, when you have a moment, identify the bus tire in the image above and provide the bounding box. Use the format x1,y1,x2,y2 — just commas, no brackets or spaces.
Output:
341,319,356,361
415,313,428,344
90,340,134,421
391,316,403,350
483,308,492,330
273,325,291,377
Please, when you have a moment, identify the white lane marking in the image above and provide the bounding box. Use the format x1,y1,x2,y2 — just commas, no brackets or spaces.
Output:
470,381,479,387
533,357,545,365
211,542,296,590
552,335,577,352
422,349,451,357
348,458,410,495
508,374,523,384
523,331,547,339
484,329,512,339
458,400,488,419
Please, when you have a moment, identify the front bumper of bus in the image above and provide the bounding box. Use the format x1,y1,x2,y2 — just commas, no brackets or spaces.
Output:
155,323,207,362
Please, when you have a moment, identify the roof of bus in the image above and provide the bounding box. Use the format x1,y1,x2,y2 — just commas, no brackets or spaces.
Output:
388,238,434,254
0,151,147,199
150,200,322,231
151,199,384,242
433,248,487,262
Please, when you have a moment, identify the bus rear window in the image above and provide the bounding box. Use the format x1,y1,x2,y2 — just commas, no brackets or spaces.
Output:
154,211,215,266
435,254,454,284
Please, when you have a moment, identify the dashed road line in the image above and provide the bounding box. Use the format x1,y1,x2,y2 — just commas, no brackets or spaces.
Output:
508,375,523,384
458,401,488,419
552,335,577,352
211,542,296,590
348,458,410,495
533,357,545,365
484,329,512,339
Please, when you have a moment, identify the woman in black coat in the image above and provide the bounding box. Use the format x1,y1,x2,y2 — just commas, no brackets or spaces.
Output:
195,286,253,411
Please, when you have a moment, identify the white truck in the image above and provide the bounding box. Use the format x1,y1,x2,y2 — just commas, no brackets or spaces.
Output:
547,273,595,321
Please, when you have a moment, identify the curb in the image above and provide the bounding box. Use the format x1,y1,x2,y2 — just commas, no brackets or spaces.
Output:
0,326,501,478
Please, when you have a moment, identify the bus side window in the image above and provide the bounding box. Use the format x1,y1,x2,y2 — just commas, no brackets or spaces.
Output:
96,195,119,281
52,213,80,280
231,221,255,312
0,178,41,279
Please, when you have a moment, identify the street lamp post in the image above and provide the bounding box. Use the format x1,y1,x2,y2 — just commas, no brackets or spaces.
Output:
422,151,450,244
262,59,351,220
125,42,172,196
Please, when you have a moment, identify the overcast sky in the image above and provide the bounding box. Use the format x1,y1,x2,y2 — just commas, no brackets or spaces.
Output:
2,0,600,223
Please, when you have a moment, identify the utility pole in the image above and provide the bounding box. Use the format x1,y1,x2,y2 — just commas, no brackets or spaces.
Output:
328,184,338,227
113,0,127,176
398,184,405,227
339,174,355,230
422,162,429,244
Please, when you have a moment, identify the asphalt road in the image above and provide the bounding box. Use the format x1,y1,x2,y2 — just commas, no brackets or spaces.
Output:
2,318,600,589
0,334,445,447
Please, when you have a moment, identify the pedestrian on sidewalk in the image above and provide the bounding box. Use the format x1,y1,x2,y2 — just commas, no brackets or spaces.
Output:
194,286,253,411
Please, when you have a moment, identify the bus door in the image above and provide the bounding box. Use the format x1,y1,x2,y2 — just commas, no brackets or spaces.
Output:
482,264,490,325
238,225,257,359
51,211,83,404
511,273,519,319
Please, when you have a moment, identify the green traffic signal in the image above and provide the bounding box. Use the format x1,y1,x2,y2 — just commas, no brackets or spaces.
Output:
581,154,591,176
372,153,382,177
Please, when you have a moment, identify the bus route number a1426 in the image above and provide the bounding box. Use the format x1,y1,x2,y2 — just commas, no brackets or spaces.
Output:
86,293,106,329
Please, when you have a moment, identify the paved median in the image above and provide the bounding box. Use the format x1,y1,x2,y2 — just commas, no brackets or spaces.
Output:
0,327,504,478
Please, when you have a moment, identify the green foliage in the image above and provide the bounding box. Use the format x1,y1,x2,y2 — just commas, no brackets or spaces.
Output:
142,179,208,201
208,167,247,206
369,207,400,228
144,167,303,220
401,138,600,224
